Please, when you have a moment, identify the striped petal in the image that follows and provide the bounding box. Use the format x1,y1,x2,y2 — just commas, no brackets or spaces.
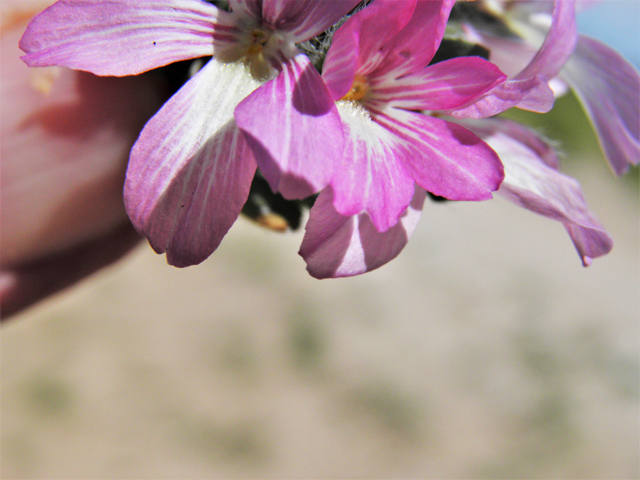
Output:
372,56,506,111
465,118,613,266
321,0,416,100
331,102,415,233
261,0,362,43
375,109,504,201
300,187,426,279
376,0,456,78
125,60,261,267
20,0,217,76
235,53,344,200
561,35,640,176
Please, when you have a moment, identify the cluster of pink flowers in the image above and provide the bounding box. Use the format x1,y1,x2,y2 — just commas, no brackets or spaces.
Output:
20,0,639,278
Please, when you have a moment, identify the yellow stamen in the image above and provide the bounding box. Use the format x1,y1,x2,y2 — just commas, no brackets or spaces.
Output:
341,74,369,102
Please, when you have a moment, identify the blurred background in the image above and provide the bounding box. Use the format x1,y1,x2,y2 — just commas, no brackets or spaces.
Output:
2,2,639,478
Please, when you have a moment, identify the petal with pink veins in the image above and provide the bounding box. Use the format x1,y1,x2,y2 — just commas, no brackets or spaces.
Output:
125,60,261,267
300,187,426,279
464,118,613,265
373,56,506,111
321,0,416,100
448,75,554,118
561,34,640,176
260,0,362,43
376,0,455,78
20,0,217,76
331,102,415,233
375,109,504,201
235,53,344,200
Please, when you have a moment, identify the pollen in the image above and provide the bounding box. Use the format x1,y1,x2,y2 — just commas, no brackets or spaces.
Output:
247,28,270,55
341,75,369,102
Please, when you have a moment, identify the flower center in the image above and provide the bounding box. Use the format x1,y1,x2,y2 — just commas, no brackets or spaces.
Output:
247,28,271,56
341,75,369,102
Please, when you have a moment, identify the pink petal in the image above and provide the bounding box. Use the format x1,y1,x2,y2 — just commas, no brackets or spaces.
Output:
228,0,262,19
331,102,415,232
448,76,554,118
376,0,456,77
466,118,613,265
261,0,362,43
322,0,416,100
320,21,360,101
516,0,577,81
125,60,261,267
235,54,344,200
20,0,217,76
300,187,426,279
372,56,506,111
561,35,640,176
375,109,504,201
450,0,577,117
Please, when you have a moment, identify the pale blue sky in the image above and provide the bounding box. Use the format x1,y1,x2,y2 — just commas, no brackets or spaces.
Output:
576,0,640,67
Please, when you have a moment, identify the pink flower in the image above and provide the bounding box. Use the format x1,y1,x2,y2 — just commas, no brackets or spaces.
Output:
460,118,613,266
285,0,507,278
20,0,360,267
447,0,578,117
450,0,639,175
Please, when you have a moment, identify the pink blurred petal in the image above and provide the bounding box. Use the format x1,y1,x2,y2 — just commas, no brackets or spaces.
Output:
20,0,217,76
235,53,344,199
376,109,504,201
465,118,613,265
451,0,576,117
373,56,506,111
125,60,260,267
561,35,640,175
516,0,577,81
228,0,262,19
300,187,426,279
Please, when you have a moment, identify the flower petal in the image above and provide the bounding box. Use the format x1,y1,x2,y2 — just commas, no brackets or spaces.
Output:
228,0,262,19
373,56,506,111
235,53,344,199
331,102,415,232
321,23,360,101
20,0,217,76
375,109,504,201
516,0,577,82
125,60,261,267
300,187,426,279
450,0,577,117
561,34,640,175
376,0,456,77
322,0,416,100
261,0,362,43
448,75,554,118
465,118,613,265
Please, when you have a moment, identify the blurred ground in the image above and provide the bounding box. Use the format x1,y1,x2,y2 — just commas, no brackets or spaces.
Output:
2,97,639,478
